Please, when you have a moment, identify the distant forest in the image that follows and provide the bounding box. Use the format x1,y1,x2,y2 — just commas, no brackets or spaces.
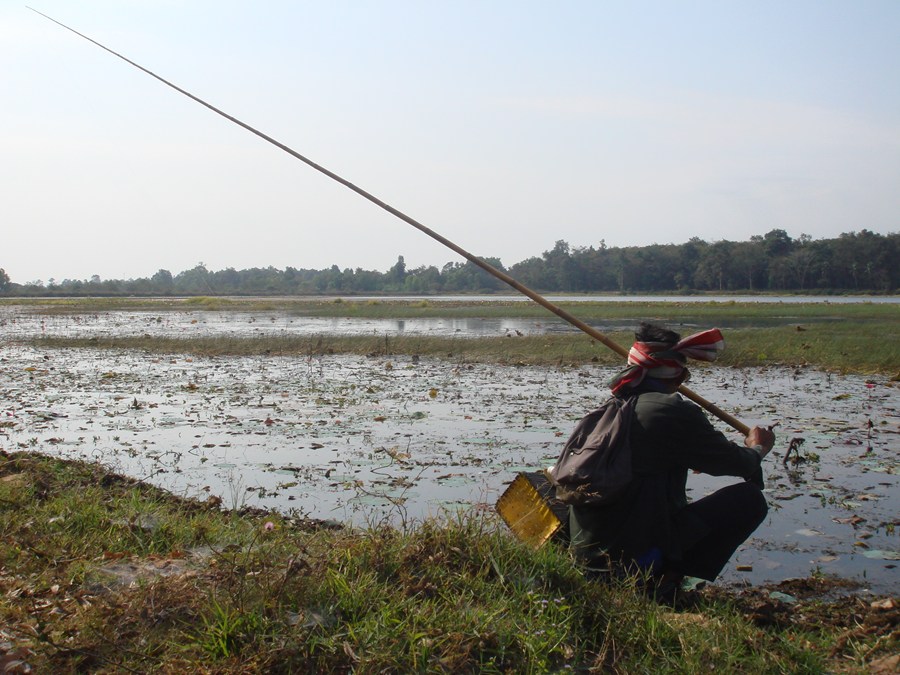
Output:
1,229,897,297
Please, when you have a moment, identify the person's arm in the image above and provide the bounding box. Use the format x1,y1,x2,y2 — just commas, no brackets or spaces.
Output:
665,398,770,479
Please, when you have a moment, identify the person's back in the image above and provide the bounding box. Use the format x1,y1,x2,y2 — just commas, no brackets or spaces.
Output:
631,390,760,486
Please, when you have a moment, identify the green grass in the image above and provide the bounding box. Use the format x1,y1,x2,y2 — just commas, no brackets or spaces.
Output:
26,319,900,374
3,295,897,323
0,451,893,673
8,296,898,374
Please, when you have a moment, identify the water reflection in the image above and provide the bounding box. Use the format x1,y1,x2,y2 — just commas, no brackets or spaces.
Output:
1,308,633,340
317,294,900,304
0,308,784,340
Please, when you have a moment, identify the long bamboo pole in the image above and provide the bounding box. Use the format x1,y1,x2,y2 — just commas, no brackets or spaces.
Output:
31,8,750,436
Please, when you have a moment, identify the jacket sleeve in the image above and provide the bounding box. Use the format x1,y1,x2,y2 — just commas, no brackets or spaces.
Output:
641,394,762,480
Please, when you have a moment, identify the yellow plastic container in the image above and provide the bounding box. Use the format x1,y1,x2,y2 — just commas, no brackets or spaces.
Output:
495,471,567,549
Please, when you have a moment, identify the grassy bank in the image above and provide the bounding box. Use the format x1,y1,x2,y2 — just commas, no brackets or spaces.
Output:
27,321,899,375
1,451,895,673
3,295,898,323
8,296,898,374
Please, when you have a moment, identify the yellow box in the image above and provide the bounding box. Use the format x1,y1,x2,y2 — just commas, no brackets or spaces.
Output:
495,471,567,549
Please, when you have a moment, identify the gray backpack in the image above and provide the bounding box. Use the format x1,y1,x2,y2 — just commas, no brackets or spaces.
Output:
550,395,637,506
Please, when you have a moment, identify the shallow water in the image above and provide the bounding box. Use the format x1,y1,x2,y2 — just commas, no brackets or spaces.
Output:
1,307,598,338
317,294,900,304
0,304,875,339
1,310,898,593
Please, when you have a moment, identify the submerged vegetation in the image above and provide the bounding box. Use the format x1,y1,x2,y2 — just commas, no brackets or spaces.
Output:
1,451,896,673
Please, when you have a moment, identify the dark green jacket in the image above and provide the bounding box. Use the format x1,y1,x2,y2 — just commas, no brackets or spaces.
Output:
569,390,762,567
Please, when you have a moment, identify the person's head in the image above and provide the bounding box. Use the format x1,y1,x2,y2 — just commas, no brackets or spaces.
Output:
609,323,724,395
633,323,690,391
634,322,680,346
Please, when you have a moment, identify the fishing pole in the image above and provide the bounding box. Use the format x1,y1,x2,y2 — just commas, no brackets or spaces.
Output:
30,8,750,436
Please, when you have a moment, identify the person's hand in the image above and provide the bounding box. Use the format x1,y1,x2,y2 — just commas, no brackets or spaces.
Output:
745,426,776,458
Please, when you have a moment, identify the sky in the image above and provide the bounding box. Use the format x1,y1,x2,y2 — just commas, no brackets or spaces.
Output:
2,1,898,284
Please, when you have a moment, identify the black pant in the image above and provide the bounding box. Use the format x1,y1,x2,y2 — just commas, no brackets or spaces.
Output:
671,481,768,581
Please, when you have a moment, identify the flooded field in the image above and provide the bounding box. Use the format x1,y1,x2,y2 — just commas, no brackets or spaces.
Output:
2,306,586,339
1,307,898,594
0,302,881,339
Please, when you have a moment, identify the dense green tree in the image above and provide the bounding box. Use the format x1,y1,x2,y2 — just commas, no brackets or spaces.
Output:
441,258,505,292
571,243,618,291
4,230,895,297
732,240,767,291
151,269,174,293
832,230,895,291
760,228,793,257
788,241,817,291
404,265,442,293
212,267,242,293
693,241,734,291
387,256,407,289
508,256,552,290
542,240,584,290
349,267,381,293
174,263,212,294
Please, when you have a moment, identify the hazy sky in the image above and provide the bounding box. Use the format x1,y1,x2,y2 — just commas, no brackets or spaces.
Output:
3,1,898,284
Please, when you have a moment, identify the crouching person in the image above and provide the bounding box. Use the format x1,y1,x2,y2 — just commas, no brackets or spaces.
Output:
566,323,775,604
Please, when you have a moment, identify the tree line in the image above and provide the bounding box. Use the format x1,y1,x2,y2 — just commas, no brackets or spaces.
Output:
1,229,896,297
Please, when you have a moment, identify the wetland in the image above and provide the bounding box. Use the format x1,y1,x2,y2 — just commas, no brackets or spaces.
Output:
1,297,898,594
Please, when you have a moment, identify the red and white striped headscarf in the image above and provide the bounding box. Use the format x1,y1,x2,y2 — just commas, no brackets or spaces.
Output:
609,328,725,395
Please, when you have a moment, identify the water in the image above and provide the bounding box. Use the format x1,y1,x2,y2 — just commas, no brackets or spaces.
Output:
312,294,900,304
1,308,897,593
3,300,892,340
1,309,634,339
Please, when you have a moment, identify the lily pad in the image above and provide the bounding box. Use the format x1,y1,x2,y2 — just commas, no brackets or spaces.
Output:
768,591,798,604
795,528,823,537
861,550,900,561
